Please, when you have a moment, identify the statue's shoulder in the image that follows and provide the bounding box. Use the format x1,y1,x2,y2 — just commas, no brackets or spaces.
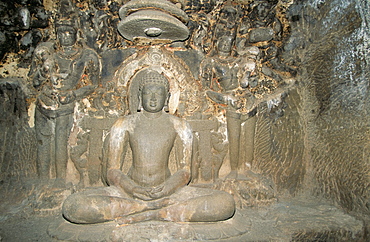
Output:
111,114,140,131
81,47,100,60
168,114,192,132
35,41,55,50
81,46,98,55
168,113,184,122
200,55,214,66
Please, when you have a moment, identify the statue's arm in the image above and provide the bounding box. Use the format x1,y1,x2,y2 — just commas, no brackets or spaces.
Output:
106,118,128,171
149,118,193,199
29,43,53,87
28,60,45,87
84,50,102,86
149,165,190,199
106,117,152,200
59,50,101,104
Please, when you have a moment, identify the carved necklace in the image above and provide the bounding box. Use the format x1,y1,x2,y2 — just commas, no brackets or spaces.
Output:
56,46,82,59
215,56,240,68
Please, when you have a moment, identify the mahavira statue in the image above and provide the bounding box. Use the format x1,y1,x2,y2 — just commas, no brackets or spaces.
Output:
62,70,235,224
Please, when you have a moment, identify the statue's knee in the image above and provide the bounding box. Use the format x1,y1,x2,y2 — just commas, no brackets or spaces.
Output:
62,194,77,221
62,193,87,223
209,191,235,220
192,191,235,222
222,192,236,218
63,193,110,224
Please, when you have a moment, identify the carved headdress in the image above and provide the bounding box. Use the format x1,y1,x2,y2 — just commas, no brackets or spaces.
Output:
55,0,78,29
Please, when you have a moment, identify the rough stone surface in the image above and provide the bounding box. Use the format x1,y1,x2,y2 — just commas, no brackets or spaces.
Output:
249,27,274,43
0,196,364,241
0,0,368,241
283,0,369,223
0,78,37,181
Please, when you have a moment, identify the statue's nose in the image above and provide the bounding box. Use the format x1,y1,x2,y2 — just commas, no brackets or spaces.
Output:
151,93,157,101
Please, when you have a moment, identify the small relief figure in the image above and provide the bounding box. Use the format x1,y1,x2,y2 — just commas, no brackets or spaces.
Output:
70,132,89,188
29,42,56,87
62,70,235,224
29,15,101,181
201,35,239,92
250,0,281,30
79,12,98,51
200,34,258,179
210,131,228,181
189,13,210,53
214,4,240,39
248,0,296,75
91,0,123,53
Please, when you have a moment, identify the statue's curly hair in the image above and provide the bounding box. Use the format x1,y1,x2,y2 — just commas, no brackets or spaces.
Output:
139,70,169,92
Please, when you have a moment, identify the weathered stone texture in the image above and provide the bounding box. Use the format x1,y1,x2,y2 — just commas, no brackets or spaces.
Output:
0,0,369,240
285,0,369,219
253,88,305,195
0,78,37,181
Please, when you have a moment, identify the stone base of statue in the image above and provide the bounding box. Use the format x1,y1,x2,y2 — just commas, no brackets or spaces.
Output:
48,210,250,241
48,197,365,241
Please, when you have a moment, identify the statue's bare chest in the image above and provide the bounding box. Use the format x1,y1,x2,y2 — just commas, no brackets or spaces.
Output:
130,115,177,152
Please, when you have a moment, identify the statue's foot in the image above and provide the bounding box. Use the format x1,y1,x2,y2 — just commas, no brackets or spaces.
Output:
116,210,159,225
226,170,238,179
147,197,173,210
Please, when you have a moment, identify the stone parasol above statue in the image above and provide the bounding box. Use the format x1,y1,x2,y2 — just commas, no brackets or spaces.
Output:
117,0,189,44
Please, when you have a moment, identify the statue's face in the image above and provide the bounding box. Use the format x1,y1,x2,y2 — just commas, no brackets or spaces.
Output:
57,26,77,47
35,46,50,61
141,83,167,113
217,37,233,54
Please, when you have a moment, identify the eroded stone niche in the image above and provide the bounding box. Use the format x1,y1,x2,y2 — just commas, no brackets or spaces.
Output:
0,0,368,229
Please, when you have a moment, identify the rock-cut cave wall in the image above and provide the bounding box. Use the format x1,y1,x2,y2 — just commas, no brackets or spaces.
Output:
289,0,369,219
252,0,369,223
0,0,369,225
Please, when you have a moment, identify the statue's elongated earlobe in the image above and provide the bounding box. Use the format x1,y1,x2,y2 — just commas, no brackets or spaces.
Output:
164,93,170,112
137,94,142,112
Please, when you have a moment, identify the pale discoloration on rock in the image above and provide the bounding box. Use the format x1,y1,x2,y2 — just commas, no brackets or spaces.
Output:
0,0,369,240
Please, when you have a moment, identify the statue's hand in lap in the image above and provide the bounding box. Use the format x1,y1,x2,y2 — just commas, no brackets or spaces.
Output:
132,186,153,200
148,184,168,199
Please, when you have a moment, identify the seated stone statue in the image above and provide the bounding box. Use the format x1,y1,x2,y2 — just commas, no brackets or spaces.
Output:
62,70,235,224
